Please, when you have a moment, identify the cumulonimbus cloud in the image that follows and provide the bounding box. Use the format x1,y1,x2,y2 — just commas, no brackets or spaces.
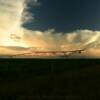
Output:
0,0,100,58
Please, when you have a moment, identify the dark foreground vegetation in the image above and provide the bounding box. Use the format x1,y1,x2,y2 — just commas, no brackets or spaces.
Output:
0,59,100,99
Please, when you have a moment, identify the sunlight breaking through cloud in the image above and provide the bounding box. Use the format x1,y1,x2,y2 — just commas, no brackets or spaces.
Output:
0,0,100,58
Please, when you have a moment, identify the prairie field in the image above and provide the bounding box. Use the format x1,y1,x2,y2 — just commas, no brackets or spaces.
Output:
0,59,99,99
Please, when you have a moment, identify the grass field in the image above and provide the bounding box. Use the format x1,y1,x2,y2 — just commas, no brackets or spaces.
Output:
0,59,100,99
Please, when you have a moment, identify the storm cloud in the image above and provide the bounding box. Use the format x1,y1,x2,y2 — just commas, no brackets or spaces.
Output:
0,0,100,58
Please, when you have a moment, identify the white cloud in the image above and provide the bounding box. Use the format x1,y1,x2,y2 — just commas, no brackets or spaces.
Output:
22,29,100,50
0,0,25,47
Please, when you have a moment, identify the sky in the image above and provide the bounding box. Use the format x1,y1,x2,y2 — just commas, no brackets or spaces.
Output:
0,0,100,58
24,0,100,32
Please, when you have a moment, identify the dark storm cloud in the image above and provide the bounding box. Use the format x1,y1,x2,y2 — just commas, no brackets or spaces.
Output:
24,0,100,32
